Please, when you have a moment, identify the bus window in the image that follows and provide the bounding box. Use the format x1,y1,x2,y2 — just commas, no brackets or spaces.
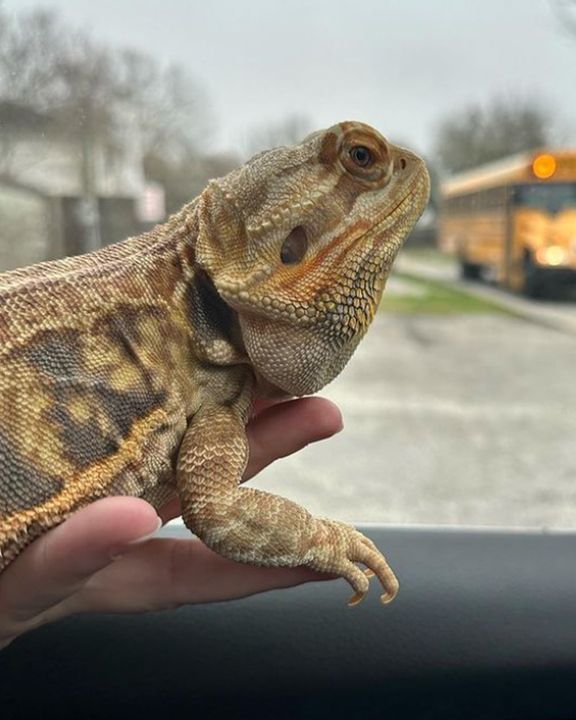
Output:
511,183,576,213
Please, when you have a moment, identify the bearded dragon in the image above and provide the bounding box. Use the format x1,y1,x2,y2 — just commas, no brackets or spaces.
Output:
0,121,429,605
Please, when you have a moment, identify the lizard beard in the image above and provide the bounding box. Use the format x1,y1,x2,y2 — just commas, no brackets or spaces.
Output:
239,313,362,396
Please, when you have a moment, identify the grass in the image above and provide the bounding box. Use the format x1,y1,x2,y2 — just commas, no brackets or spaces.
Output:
400,246,456,266
381,271,514,315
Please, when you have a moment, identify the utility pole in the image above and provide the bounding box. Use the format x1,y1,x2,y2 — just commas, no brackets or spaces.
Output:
78,97,101,253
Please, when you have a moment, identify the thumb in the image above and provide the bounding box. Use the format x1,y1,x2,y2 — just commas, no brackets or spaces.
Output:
0,497,161,623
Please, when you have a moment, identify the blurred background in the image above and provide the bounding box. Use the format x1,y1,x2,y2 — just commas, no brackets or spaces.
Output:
0,0,575,528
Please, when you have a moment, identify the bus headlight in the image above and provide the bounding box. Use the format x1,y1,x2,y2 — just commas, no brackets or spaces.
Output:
535,246,568,266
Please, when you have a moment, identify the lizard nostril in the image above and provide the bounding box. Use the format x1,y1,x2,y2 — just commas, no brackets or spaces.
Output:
399,158,407,170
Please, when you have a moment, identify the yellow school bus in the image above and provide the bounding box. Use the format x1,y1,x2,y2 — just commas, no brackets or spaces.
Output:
439,150,576,296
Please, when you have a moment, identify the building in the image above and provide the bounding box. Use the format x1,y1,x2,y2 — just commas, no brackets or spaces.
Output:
0,100,152,271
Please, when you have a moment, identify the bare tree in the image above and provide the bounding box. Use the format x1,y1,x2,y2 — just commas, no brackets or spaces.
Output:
0,8,66,110
552,0,576,36
434,96,553,174
0,4,220,237
0,6,210,186
244,115,312,156
114,50,211,161
144,147,240,215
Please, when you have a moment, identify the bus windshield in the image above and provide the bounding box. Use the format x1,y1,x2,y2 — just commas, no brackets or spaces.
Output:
512,183,576,213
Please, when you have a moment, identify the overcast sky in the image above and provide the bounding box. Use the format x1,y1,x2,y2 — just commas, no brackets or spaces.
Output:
4,0,576,155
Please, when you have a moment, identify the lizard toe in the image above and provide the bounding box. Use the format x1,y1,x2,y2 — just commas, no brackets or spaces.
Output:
308,520,399,605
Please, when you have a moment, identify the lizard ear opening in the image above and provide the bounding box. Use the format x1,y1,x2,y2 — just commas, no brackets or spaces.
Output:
280,226,308,265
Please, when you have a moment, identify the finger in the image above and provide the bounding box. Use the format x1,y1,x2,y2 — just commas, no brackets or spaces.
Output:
251,397,289,416
69,537,335,613
0,497,160,624
244,396,343,481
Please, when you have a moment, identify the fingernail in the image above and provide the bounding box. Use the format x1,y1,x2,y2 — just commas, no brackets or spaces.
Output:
111,516,162,560
127,516,163,545
331,414,344,435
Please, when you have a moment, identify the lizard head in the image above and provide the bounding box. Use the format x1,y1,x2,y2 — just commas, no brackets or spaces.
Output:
196,120,430,396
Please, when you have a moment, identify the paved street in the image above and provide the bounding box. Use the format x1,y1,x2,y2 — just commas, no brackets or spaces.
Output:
251,306,576,530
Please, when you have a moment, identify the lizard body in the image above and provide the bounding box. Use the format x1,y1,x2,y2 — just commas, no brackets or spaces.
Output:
0,121,429,604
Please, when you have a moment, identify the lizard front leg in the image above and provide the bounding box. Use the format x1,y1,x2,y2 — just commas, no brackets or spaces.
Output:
176,388,399,605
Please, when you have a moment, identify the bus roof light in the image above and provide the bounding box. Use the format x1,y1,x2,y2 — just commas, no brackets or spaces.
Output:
532,154,557,179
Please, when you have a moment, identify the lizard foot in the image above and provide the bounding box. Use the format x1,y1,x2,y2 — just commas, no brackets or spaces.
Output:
307,520,399,606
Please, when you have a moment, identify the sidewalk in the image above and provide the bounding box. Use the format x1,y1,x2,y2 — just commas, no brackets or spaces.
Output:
395,252,576,336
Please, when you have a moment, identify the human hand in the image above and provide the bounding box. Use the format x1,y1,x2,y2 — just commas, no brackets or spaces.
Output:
0,397,342,650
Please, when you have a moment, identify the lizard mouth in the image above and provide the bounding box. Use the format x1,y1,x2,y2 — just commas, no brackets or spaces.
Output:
307,176,430,336
371,176,430,245
217,174,430,333
322,176,430,277
318,174,430,269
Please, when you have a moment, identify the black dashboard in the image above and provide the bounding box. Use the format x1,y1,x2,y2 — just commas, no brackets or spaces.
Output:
2,525,576,719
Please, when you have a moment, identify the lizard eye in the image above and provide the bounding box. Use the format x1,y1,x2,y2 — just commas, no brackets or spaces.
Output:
350,146,373,168
280,226,308,264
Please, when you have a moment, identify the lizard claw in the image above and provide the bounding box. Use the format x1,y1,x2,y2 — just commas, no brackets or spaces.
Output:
347,567,397,607
347,570,375,606
308,520,399,606
347,590,367,607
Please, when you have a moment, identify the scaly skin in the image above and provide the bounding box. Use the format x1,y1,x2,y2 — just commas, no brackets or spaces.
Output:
0,121,429,604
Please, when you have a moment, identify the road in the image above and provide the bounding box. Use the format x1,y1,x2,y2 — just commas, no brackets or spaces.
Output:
249,268,576,530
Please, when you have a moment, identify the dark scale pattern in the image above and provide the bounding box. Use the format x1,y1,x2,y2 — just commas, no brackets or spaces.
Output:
18,325,169,469
21,329,83,379
100,305,165,356
185,269,237,342
0,432,63,514
52,382,167,469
